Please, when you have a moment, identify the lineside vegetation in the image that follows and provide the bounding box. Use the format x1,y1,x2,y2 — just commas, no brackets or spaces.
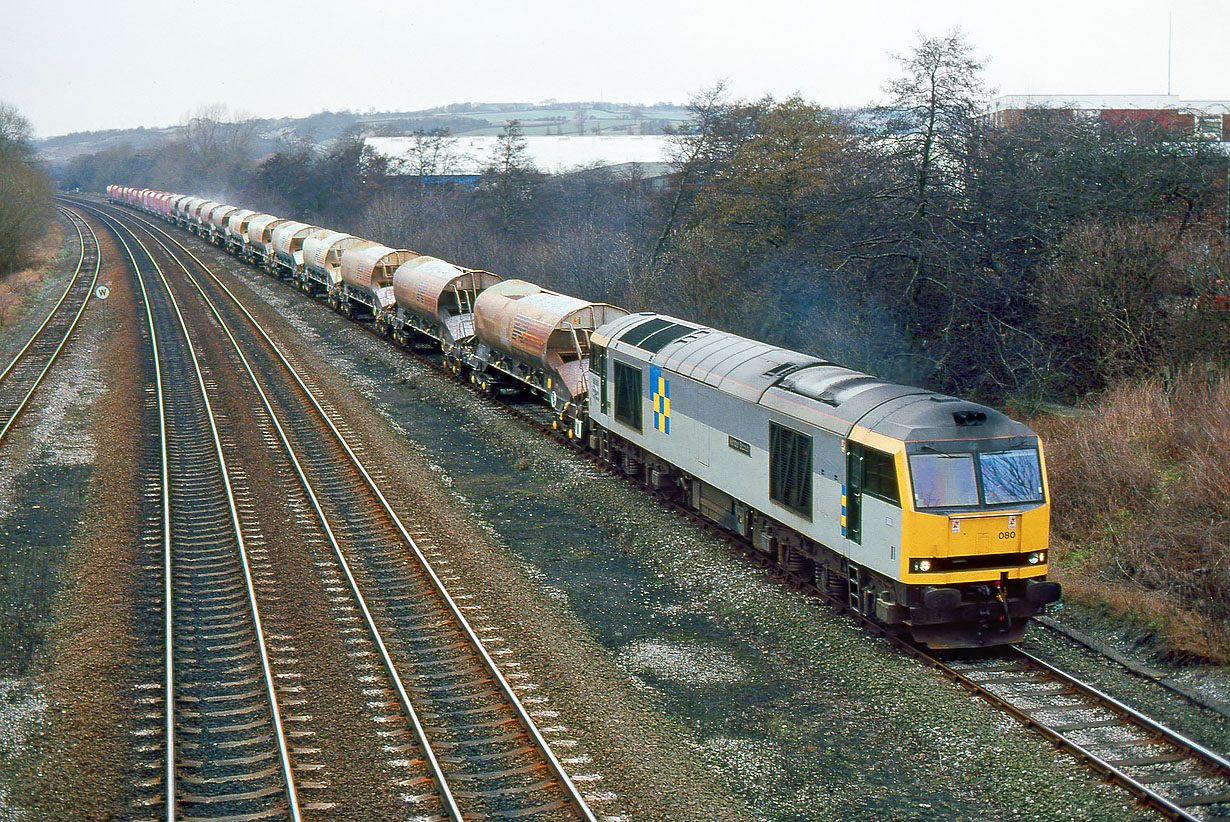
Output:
0,102,54,279
1034,369,1230,662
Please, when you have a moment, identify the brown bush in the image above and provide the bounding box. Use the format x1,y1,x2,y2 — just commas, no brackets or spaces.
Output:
1033,220,1228,398
1035,369,1230,662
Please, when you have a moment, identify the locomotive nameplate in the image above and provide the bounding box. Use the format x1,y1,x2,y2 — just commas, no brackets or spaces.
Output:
728,436,751,456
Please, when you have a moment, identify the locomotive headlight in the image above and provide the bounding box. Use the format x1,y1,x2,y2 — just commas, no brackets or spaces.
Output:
911,559,933,572
1026,551,1045,565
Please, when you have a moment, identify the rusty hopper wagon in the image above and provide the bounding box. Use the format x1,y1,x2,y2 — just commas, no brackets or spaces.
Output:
245,214,288,269
471,279,627,436
176,197,204,229
168,195,192,223
300,231,373,296
390,256,502,355
335,244,418,321
207,204,239,246
270,221,321,278
190,201,220,236
225,209,258,254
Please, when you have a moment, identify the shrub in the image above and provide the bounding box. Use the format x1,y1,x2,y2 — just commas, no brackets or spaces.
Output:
1035,369,1230,661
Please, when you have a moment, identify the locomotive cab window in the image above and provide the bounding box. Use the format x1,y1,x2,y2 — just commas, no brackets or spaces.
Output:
769,423,812,518
909,453,978,509
980,448,1044,505
613,361,642,431
909,447,1044,509
861,447,900,506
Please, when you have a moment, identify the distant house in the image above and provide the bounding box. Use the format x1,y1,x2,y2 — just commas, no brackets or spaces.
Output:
983,95,1230,143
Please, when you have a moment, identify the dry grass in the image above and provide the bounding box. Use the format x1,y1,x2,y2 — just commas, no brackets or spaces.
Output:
0,223,66,328
1034,369,1230,662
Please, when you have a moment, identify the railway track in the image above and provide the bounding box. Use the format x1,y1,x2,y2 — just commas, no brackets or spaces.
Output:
288,263,1230,821
403,307,1230,822
93,207,302,821
0,205,100,447
936,647,1230,822
85,200,606,822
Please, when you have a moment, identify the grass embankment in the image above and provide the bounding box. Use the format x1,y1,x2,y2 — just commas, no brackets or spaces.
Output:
1033,370,1230,663
0,226,66,329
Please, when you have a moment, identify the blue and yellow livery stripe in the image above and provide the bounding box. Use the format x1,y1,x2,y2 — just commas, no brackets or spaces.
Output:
650,365,670,434
840,485,847,537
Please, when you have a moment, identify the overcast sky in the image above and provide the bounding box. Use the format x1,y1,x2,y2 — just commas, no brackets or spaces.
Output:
4,0,1227,138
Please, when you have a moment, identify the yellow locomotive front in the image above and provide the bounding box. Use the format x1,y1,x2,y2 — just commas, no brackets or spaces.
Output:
893,434,1060,646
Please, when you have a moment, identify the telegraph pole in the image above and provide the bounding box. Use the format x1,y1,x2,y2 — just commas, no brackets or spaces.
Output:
1167,13,1173,95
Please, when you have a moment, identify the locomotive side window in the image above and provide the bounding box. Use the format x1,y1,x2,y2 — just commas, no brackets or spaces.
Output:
613,361,643,431
980,449,1044,504
862,448,900,506
909,453,978,508
769,423,812,518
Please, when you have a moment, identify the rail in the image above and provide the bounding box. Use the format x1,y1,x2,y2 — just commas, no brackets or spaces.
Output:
0,205,100,446
89,206,302,822
107,202,600,822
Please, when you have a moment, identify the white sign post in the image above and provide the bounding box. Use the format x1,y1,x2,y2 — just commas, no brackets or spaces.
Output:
95,285,109,326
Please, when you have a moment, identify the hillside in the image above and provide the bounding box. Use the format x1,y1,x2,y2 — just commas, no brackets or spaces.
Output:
36,101,693,167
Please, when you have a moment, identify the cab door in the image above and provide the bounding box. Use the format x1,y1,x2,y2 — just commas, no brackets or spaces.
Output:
845,445,864,545
593,346,608,414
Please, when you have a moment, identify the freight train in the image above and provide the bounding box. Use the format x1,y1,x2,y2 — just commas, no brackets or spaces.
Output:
105,185,1062,648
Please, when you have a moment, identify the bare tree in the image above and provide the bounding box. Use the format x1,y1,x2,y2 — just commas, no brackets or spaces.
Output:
401,128,465,188
0,102,35,156
883,28,988,221
650,81,729,270
0,101,52,276
177,103,260,193
477,121,542,237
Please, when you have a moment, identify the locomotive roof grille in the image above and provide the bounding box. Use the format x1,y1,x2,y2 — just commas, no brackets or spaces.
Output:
638,323,693,352
618,317,672,345
618,317,694,352
762,361,801,378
